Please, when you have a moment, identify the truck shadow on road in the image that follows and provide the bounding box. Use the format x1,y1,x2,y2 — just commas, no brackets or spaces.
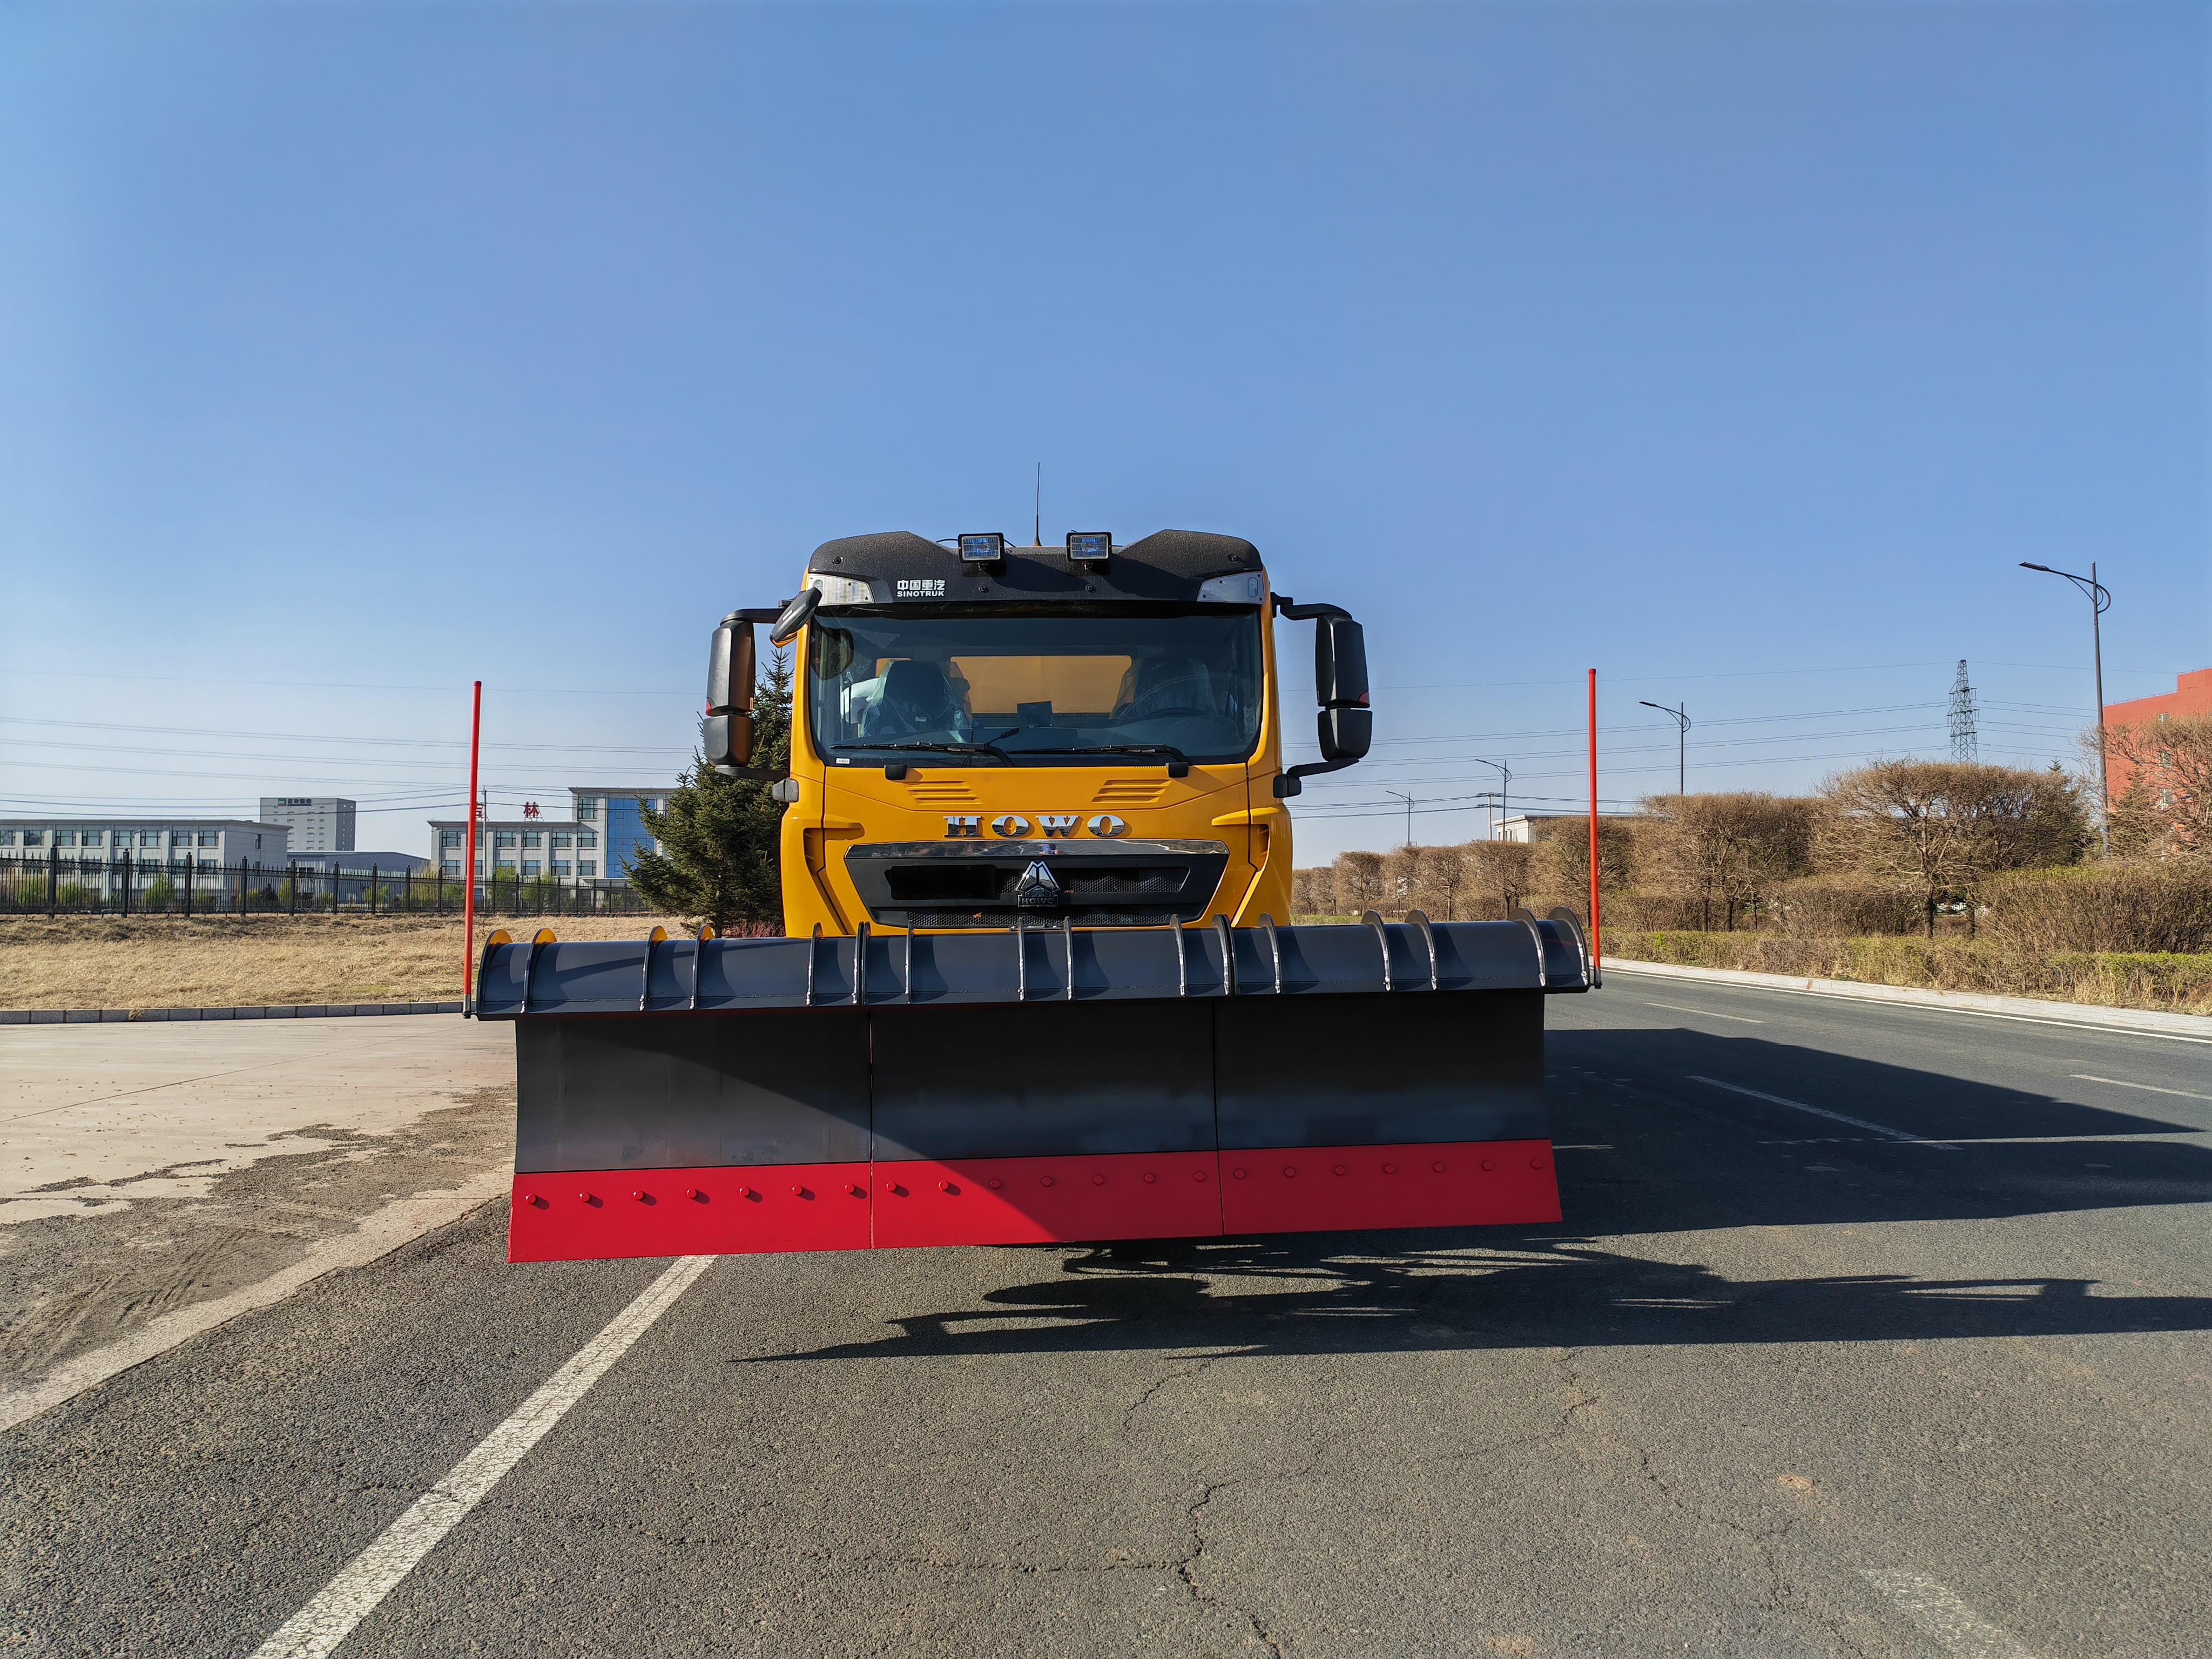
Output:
749,1230,2212,1364
753,1027,2212,1363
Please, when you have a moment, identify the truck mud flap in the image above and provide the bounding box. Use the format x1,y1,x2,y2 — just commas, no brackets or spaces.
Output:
480,911,1591,1261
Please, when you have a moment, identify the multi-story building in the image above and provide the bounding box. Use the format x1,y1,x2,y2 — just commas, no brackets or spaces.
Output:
0,819,289,895
426,786,669,883
259,797,356,853
2105,666,2211,810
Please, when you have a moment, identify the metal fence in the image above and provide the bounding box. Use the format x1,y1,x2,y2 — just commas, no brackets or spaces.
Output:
0,853,657,919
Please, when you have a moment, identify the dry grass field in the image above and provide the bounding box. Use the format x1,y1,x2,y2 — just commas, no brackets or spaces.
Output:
0,914,678,1010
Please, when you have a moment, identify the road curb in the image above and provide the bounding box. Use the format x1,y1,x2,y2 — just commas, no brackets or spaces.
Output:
0,1001,465,1026
1605,957,2212,1038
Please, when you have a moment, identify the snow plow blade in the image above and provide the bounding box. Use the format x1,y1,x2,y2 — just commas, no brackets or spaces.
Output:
478,911,1592,1262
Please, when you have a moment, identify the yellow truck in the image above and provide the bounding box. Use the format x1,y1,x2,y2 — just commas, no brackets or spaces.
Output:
480,527,1593,1263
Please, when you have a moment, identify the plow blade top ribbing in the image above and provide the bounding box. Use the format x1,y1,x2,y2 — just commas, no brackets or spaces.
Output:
481,914,1590,1261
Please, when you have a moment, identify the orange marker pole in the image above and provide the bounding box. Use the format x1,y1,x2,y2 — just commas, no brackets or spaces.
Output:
1587,668,1601,981
463,680,482,1014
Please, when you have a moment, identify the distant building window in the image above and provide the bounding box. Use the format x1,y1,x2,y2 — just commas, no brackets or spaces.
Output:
577,798,597,820
578,860,597,879
494,832,516,848
576,832,598,849
522,833,541,848
522,860,541,876
0,832,14,847
22,831,43,847
553,861,571,876
440,830,461,849
57,832,76,847
442,860,461,876
474,861,485,878
82,831,103,847
198,832,218,847
550,833,571,848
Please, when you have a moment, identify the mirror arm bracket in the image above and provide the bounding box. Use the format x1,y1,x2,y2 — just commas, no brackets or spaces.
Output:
1273,757,1358,799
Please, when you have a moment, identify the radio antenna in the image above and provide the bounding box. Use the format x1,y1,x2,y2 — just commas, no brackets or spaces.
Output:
1033,462,1041,547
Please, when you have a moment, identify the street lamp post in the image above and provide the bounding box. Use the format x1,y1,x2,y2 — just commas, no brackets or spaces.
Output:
2019,562,2112,855
1640,701,1690,795
1466,759,1510,839
1387,790,1415,849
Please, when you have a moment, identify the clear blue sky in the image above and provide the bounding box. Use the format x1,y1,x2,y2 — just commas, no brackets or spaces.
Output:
4,1,2206,862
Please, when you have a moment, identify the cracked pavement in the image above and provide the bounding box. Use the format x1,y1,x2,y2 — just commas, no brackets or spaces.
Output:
5,975,2210,1655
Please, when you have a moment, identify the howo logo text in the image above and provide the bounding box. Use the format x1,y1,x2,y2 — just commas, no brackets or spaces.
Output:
943,814,1128,839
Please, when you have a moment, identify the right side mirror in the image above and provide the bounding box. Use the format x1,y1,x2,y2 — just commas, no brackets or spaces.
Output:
1314,615,1368,707
1317,705,1372,763
1314,616,1370,761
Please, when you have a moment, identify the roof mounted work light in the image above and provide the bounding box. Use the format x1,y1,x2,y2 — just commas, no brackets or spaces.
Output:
1066,532,1111,569
957,532,1007,568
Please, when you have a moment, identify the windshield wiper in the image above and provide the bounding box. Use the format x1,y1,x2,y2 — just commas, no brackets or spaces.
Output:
871,738,1015,763
1006,744,1189,761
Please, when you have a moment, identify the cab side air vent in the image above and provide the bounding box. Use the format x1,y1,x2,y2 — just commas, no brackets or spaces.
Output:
1092,779,1166,806
907,782,978,806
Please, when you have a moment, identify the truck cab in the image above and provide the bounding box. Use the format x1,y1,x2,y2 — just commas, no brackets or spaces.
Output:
704,528,1371,937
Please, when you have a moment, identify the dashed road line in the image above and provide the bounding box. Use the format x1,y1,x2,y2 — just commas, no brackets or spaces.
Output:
1640,1000,1764,1023
2072,1074,2212,1104
248,1252,712,1659
1863,1569,2035,1657
1687,1075,1959,1149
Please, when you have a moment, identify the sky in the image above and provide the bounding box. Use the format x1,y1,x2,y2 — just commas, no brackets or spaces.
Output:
3,0,2207,864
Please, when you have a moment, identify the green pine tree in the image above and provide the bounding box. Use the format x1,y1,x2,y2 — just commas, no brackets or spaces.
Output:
628,649,792,934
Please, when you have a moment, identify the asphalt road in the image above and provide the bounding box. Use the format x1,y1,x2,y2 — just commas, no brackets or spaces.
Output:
8,976,2209,1658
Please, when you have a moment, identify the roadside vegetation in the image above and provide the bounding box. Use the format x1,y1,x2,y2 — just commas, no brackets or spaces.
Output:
0,914,667,1011
1293,748,2212,1015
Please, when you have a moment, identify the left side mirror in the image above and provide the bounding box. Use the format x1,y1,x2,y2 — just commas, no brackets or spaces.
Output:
704,616,757,770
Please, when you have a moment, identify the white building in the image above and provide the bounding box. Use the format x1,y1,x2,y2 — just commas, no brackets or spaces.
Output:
426,786,670,883
0,818,289,894
259,797,356,853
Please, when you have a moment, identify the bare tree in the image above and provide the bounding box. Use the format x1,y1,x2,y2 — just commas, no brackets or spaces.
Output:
1461,840,1537,919
1821,760,2089,937
1638,793,1821,930
2103,712,2212,861
1333,850,1385,915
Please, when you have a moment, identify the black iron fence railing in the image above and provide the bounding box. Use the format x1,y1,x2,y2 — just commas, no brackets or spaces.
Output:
0,853,656,919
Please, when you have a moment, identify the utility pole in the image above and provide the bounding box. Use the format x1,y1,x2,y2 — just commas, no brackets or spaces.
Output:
1387,790,1415,849
1640,701,1689,795
2019,562,2112,855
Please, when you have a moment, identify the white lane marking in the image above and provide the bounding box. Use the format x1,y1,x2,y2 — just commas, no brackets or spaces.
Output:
249,1253,712,1659
1687,1075,1959,1150
0,1169,510,1435
1863,1569,2036,1657
1640,999,1764,1023
2072,1073,2212,1104
1604,963,2212,1044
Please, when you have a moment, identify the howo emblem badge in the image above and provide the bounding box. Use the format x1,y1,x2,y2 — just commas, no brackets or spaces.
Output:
1013,860,1063,908
942,814,1128,839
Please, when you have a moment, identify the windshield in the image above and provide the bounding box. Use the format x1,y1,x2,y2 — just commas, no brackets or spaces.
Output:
806,606,1265,765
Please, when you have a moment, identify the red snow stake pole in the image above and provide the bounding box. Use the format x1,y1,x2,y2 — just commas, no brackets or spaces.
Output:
464,679,482,1015
1587,668,1601,982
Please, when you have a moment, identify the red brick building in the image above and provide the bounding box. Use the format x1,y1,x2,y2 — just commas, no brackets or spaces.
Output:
2103,667,2211,802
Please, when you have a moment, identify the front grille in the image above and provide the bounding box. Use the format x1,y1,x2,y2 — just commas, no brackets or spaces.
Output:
1062,869,1188,896
896,904,1192,930
843,838,1231,930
